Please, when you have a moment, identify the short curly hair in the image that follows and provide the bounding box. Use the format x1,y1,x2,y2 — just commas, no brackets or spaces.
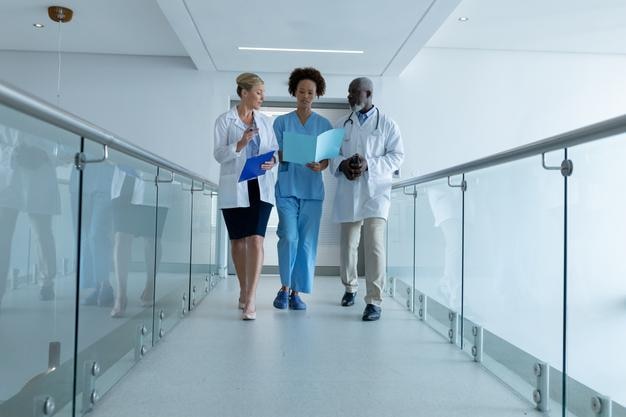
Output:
288,67,326,97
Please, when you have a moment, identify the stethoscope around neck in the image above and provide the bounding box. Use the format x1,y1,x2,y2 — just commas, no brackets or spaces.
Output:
343,107,381,137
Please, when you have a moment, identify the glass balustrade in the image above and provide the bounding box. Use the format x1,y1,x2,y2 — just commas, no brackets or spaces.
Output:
464,154,565,410
0,103,80,417
567,136,626,417
2,81,625,417
153,170,192,344
0,97,218,417
386,187,416,312
387,146,626,415
73,140,159,415
415,177,463,341
191,181,214,309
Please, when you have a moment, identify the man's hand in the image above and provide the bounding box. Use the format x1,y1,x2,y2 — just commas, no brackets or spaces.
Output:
357,155,368,173
340,154,364,180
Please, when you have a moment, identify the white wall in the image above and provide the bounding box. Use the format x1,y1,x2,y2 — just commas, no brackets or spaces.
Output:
0,51,369,183
0,51,217,178
379,47,626,178
379,47,626,404
4,47,626,196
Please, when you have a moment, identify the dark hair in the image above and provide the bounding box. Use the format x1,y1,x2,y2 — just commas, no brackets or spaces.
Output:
288,67,326,97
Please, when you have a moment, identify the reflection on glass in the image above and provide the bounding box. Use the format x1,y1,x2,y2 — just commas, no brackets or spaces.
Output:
74,142,158,415
417,178,463,313
153,171,192,341
210,192,219,276
464,155,564,406
0,128,60,302
0,104,79,417
70,152,114,307
110,164,161,317
386,188,415,309
191,182,212,306
568,136,626,413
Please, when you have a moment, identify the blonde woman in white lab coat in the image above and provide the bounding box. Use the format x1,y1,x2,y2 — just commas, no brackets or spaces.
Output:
214,73,278,320
330,77,404,321
0,126,61,306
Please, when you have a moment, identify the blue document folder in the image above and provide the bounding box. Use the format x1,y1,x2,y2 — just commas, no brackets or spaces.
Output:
238,150,276,182
282,128,345,164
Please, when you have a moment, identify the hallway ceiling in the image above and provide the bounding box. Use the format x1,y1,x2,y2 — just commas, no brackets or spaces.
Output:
156,0,459,75
0,0,460,75
0,0,187,56
2,1,625,75
426,0,626,55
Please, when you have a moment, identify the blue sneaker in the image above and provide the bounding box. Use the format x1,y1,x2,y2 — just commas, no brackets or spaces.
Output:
273,289,289,309
289,293,306,310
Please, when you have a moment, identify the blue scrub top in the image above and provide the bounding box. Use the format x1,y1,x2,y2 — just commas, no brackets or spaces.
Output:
274,111,333,200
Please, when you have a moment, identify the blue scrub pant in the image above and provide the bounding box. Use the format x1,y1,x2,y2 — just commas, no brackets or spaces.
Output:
73,191,113,289
276,196,323,294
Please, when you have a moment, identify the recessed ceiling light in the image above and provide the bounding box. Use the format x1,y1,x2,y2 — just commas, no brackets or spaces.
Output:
33,23,45,28
458,17,469,22
238,47,363,54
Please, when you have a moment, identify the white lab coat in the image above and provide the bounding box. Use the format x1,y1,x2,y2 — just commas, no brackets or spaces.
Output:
427,186,458,227
110,165,151,205
213,107,278,209
0,126,61,214
330,108,404,223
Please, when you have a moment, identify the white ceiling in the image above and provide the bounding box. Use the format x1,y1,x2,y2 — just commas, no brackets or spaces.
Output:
3,1,625,76
0,0,459,75
0,0,187,56
160,0,458,75
426,0,626,55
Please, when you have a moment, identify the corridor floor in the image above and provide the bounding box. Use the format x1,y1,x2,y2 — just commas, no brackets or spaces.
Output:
90,275,540,417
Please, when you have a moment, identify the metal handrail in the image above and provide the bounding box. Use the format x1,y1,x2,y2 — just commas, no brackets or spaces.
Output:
393,113,626,189
0,80,217,190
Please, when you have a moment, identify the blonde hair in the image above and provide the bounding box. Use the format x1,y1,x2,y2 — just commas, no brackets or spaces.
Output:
236,72,264,97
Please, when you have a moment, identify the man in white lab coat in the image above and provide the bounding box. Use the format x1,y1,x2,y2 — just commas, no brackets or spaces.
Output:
330,77,404,321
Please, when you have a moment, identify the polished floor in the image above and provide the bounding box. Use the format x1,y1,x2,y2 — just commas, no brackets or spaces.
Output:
90,275,540,417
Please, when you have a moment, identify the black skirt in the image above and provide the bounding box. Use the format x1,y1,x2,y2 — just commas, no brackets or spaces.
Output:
111,199,168,238
221,179,272,240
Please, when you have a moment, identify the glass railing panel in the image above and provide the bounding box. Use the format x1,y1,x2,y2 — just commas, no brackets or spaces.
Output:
73,140,158,415
190,181,212,308
567,137,626,416
414,177,463,341
209,191,219,279
464,154,564,409
386,187,415,311
0,103,79,417
153,170,192,343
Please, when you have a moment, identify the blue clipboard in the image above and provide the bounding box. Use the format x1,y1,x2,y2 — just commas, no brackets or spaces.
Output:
238,150,275,182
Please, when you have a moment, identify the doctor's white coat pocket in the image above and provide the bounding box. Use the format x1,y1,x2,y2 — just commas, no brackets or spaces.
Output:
367,173,393,198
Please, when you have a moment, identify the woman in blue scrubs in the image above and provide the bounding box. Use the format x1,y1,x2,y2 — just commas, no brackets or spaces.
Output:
273,67,332,310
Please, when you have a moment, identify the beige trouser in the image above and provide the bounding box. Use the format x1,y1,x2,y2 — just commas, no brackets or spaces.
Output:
340,217,386,306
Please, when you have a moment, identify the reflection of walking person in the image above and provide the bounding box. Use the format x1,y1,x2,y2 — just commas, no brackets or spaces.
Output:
214,73,278,321
331,78,404,321
109,166,167,318
427,186,461,310
70,162,115,307
0,126,60,309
